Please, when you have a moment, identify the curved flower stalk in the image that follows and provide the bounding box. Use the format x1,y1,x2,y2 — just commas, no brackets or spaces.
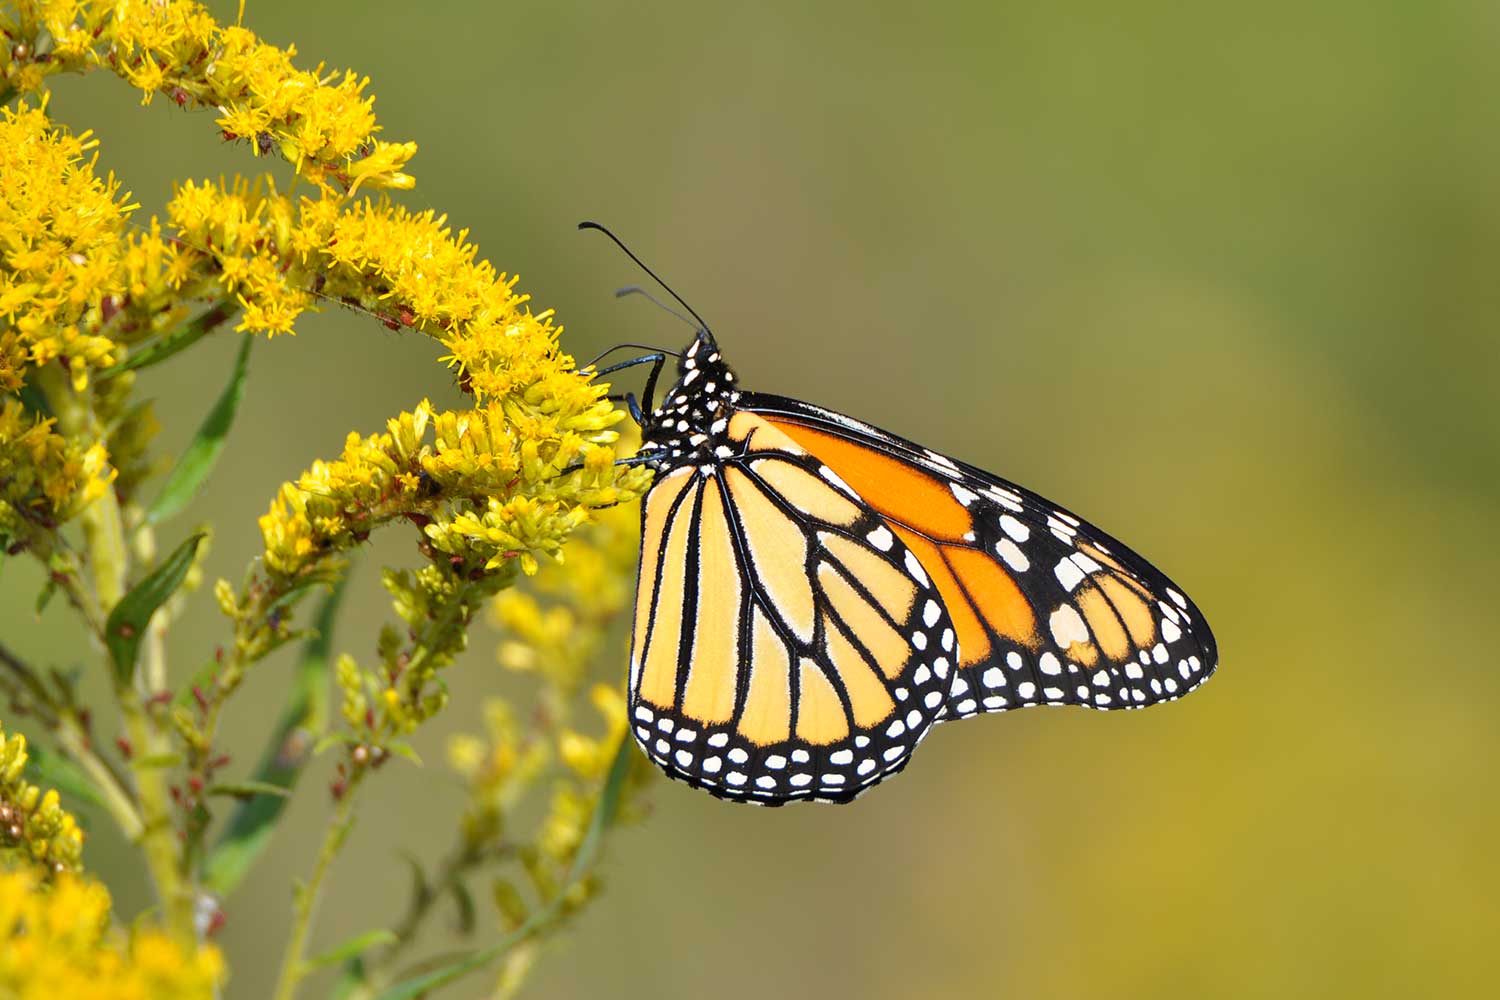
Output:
1,1,653,995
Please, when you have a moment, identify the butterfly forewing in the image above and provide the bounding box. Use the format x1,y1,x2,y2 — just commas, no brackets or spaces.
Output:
741,393,1218,719
628,412,957,804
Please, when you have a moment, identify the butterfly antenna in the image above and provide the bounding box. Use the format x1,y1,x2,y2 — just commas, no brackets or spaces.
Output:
614,284,700,331
578,222,712,333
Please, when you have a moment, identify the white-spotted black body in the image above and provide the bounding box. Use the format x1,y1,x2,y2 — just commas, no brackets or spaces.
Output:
637,330,744,470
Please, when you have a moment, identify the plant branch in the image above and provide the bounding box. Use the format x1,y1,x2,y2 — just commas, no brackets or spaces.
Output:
53,717,144,840
32,364,128,612
0,640,57,719
120,686,195,946
272,775,363,1000
0,640,141,838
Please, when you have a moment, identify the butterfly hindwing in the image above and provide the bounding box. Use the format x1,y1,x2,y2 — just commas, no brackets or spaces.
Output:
628,412,957,805
740,393,1218,719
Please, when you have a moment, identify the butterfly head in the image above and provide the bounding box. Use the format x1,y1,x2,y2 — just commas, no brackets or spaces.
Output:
637,328,742,467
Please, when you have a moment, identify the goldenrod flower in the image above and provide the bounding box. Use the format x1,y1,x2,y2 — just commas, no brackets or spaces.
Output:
0,719,84,875
0,867,223,999
0,102,134,389
0,399,115,537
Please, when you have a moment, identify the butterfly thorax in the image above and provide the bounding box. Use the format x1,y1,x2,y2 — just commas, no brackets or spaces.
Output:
637,330,743,470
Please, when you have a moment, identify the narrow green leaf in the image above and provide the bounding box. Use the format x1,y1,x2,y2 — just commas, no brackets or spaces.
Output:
146,334,253,524
27,744,105,810
131,751,185,770
450,880,477,936
205,780,291,800
311,731,361,758
202,580,347,896
35,578,56,615
399,850,430,909
328,956,368,1000
383,741,422,767
370,734,635,1000
97,300,237,378
104,533,205,687
266,577,331,615
15,378,51,417
302,929,398,973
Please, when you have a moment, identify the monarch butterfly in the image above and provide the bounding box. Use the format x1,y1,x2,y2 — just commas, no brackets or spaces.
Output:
582,224,1218,806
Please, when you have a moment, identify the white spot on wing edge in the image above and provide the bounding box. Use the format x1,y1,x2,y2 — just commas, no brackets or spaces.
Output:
926,449,961,472
997,538,1029,572
1055,558,1086,591
1048,605,1089,648
818,465,860,500
904,550,930,586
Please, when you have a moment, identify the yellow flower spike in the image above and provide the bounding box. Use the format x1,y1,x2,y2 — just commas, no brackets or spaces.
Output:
335,654,368,729
0,868,223,999
0,718,85,874
447,735,486,778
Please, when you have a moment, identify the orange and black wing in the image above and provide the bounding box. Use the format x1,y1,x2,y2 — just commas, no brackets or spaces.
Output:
742,394,1218,719
628,412,956,804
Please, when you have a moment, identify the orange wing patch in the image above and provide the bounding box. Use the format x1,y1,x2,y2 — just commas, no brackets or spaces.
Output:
889,524,1039,669
627,407,965,803
768,420,973,540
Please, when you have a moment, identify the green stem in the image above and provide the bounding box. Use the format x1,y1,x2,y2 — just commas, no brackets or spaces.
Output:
120,687,195,946
32,364,127,611
143,610,170,696
31,365,188,930
0,642,140,836
272,777,363,1000
54,718,144,840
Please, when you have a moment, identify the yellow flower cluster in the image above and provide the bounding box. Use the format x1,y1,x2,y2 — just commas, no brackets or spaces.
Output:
435,505,650,963
2,0,413,193
0,867,223,1000
0,2,108,96
0,398,113,536
0,719,84,875
0,102,133,391
492,501,639,694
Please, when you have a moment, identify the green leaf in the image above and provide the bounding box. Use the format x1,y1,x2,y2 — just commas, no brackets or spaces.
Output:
146,334,253,524
310,731,362,758
205,780,291,800
35,578,56,615
131,751,185,770
302,929,398,973
15,378,51,417
104,533,205,687
328,956,368,1000
450,880,477,936
370,734,635,1000
383,741,422,767
266,577,332,615
202,580,347,896
27,744,105,810
97,300,237,378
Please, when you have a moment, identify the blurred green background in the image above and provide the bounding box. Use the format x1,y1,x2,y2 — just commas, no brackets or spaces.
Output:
6,1,1497,997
